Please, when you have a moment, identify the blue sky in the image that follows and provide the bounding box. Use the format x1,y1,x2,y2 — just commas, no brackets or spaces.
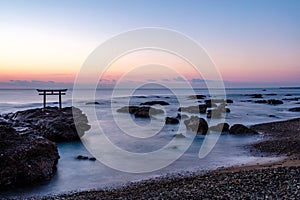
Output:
0,0,299,88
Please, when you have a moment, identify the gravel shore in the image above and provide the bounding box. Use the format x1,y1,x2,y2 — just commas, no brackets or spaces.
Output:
0,118,295,200
20,118,299,199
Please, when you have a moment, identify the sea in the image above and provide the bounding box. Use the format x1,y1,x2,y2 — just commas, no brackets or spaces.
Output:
1,87,300,198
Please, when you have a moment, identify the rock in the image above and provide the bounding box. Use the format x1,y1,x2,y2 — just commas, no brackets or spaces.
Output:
269,115,276,117
229,124,258,135
140,101,170,106
283,97,300,101
134,107,164,118
1,107,91,143
226,99,234,103
178,104,207,114
285,94,292,96
89,157,96,161
265,93,277,96
117,106,140,114
188,95,206,99
117,106,164,118
165,117,179,124
85,102,100,105
204,100,218,108
0,124,59,189
206,109,222,118
210,123,230,132
267,99,283,105
184,116,208,135
254,100,268,104
176,113,188,119
246,94,263,98
174,133,186,138
76,155,88,160
289,107,300,112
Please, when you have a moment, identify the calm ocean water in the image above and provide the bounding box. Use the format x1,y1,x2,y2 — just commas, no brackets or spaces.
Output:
1,87,300,197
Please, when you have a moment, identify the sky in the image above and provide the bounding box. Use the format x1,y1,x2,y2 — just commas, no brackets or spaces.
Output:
0,0,299,88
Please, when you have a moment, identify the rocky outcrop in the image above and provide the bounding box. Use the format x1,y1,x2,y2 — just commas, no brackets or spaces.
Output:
184,116,208,135
0,122,59,189
140,101,169,106
229,124,258,135
117,106,164,118
1,107,91,142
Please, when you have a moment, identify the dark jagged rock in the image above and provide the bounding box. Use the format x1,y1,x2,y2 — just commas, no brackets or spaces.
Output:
178,104,207,114
188,95,206,99
184,116,208,135
165,117,179,124
0,124,59,189
229,124,258,135
210,123,230,132
269,115,276,118
285,94,292,96
85,102,100,105
140,101,170,106
246,94,263,98
89,157,96,161
1,107,91,143
267,99,283,105
226,99,234,103
254,100,268,104
265,93,277,96
289,107,300,112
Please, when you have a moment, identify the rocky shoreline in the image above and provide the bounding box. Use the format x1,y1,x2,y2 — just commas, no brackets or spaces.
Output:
20,118,300,199
0,107,90,190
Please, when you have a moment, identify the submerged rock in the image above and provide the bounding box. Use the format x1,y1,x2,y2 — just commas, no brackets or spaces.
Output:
0,123,59,189
140,101,170,106
184,116,208,135
246,94,263,98
229,124,258,135
254,100,268,104
289,107,300,112
86,101,100,105
1,107,91,142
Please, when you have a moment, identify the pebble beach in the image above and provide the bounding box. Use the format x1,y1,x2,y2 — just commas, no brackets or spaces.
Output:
29,118,300,200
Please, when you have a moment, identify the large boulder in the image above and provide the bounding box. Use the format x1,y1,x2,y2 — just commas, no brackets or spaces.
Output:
184,116,208,135
1,107,91,142
229,124,258,135
117,106,164,118
0,122,59,189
